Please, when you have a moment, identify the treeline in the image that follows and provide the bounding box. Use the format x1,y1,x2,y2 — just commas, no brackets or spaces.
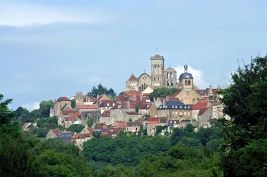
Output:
83,124,223,177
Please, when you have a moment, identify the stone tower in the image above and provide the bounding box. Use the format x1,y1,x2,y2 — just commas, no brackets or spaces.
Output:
179,65,193,91
165,67,177,88
150,54,165,89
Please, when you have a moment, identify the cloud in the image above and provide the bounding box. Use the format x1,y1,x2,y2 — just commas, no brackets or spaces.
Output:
174,65,209,89
22,101,40,111
0,2,109,27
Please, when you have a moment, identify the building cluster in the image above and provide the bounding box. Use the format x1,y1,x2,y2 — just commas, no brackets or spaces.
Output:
46,53,228,148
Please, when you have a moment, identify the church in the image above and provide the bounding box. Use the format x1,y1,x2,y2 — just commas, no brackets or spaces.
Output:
125,53,196,92
126,54,178,91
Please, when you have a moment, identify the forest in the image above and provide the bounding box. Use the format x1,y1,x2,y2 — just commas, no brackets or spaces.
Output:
0,56,266,177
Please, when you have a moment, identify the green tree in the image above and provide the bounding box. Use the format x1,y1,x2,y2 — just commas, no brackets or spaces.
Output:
149,87,178,101
0,94,13,124
15,107,32,123
221,56,267,177
71,99,76,109
87,117,94,128
39,100,54,118
88,83,116,98
67,124,85,133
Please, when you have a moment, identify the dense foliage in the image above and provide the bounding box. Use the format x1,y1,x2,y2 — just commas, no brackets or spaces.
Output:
0,94,92,177
83,124,223,177
149,87,178,101
83,136,171,166
88,83,116,98
67,124,85,133
221,56,267,177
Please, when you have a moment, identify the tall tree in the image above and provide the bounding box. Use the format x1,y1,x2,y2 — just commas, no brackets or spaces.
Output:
88,83,116,98
39,100,54,118
221,56,267,177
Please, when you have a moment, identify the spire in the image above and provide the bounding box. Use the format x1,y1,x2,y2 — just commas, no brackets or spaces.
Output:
184,65,188,72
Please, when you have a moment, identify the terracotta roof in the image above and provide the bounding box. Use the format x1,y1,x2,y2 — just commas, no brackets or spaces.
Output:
192,99,208,110
72,133,92,139
95,123,108,130
128,74,138,81
101,110,110,117
64,115,81,122
127,121,141,127
199,108,208,116
77,104,99,110
52,128,61,136
123,91,141,96
57,97,70,102
126,112,140,115
115,121,127,129
146,117,160,124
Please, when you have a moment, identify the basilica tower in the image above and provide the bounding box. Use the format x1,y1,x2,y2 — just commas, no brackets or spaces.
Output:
150,54,165,88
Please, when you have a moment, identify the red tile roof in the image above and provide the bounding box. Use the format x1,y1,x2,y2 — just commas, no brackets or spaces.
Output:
115,121,127,129
57,97,70,102
52,128,61,136
192,99,208,110
126,112,140,115
64,116,79,122
95,123,108,130
146,117,160,124
72,133,92,139
77,104,99,110
101,110,110,117
199,108,208,116
128,74,138,81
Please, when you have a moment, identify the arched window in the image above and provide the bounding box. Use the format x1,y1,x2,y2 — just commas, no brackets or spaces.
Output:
188,80,191,85
185,80,188,85
167,82,169,86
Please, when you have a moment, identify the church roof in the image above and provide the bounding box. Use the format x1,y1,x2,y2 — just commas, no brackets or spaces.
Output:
128,74,137,81
150,54,164,60
179,72,193,81
57,97,70,102
165,67,176,71
179,65,193,81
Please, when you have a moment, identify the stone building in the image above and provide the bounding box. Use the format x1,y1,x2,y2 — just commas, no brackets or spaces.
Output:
165,67,177,88
125,53,176,91
53,97,72,117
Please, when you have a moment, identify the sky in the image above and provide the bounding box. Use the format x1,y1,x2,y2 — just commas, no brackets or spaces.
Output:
0,0,267,111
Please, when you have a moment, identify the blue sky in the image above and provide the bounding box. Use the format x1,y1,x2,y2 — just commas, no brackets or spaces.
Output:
0,0,267,110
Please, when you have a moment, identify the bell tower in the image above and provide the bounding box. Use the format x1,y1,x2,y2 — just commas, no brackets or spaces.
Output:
150,54,165,88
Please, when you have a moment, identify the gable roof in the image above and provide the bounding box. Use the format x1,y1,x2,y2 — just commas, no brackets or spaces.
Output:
192,99,208,110
57,97,70,102
128,74,138,81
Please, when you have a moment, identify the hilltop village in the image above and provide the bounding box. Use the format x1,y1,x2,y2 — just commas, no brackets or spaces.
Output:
45,53,228,149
